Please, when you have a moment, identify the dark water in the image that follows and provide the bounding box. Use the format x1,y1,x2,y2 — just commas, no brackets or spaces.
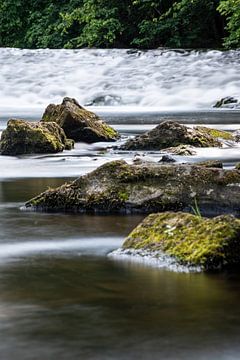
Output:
1,113,240,359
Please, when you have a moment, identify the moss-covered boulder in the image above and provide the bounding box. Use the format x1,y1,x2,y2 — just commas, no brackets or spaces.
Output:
41,97,119,143
25,160,240,215
122,212,240,271
121,121,234,151
0,119,74,155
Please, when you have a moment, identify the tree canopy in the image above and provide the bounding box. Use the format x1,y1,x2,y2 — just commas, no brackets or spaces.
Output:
0,0,239,49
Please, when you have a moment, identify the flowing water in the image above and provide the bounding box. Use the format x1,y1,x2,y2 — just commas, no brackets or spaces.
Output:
1,48,240,359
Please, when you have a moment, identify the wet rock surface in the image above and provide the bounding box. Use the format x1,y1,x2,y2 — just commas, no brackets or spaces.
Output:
41,97,119,143
120,121,234,151
25,160,240,215
193,160,223,168
0,119,74,155
214,96,239,109
122,212,240,271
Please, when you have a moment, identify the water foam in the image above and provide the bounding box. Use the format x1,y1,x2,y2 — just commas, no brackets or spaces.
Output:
1,48,240,112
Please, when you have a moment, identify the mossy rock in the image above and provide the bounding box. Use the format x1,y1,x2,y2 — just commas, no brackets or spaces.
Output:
121,121,234,151
41,97,119,143
25,160,240,216
123,212,240,271
0,119,74,155
194,160,223,168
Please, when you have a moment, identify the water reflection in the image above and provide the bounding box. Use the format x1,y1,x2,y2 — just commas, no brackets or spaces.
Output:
0,256,240,359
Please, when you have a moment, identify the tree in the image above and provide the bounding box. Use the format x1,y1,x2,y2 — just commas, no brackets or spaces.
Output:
218,0,240,48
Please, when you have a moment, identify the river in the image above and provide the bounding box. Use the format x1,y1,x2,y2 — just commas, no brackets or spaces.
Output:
1,48,240,359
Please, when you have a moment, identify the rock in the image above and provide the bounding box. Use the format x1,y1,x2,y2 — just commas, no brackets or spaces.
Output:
194,160,223,168
235,163,240,170
120,121,233,151
25,160,240,216
84,95,122,106
159,155,176,163
233,130,240,142
122,212,240,271
162,145,197,156
41,97,119,143
0,119,74,155
214,96,238,108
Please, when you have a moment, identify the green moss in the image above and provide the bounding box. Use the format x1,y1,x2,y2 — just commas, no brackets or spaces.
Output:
41,98,120,142
101,123,119,139
195,126,234,141
0,119,74,155
123,212,240,270
118,191,129,201
25,160,240,216
123,212,240,269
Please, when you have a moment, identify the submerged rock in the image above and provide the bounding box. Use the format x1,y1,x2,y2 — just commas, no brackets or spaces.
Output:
0,119,74,155
213,96,239,109
41,97,119,143
122,212,240,271
159,155,176,163
121,121,234,151
25,160,240,215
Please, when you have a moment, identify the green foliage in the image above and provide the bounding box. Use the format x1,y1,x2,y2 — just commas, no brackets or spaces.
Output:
218,0,240,48
132,0,221,48
191,197,202,218
0,0,238,49
60,0,124,48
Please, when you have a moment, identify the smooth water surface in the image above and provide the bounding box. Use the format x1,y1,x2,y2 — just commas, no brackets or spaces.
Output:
1,178,240,359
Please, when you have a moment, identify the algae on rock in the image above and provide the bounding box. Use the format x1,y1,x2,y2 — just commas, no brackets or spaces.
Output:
0,119,74,155
41,97,119,143
123,212,240,271
121,121,234,151
25,160,240,215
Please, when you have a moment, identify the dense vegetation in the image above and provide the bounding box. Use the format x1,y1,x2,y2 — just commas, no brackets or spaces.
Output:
0,0,239,49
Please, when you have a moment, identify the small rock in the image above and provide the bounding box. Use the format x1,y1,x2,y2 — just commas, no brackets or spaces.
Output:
159,155,176,163
213,96,238,108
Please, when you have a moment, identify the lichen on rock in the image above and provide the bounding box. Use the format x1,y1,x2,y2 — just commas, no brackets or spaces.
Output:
41,97,119,143
122,212,240,271
0,118,74,155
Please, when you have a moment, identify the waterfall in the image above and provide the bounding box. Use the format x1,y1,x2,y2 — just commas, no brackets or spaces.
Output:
1,48,240,112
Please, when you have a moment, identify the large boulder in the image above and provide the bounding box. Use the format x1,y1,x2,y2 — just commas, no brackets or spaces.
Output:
41,97,119,143
25,160,240,216
121,121,234,150
0,119,74,155
122,212,240,271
